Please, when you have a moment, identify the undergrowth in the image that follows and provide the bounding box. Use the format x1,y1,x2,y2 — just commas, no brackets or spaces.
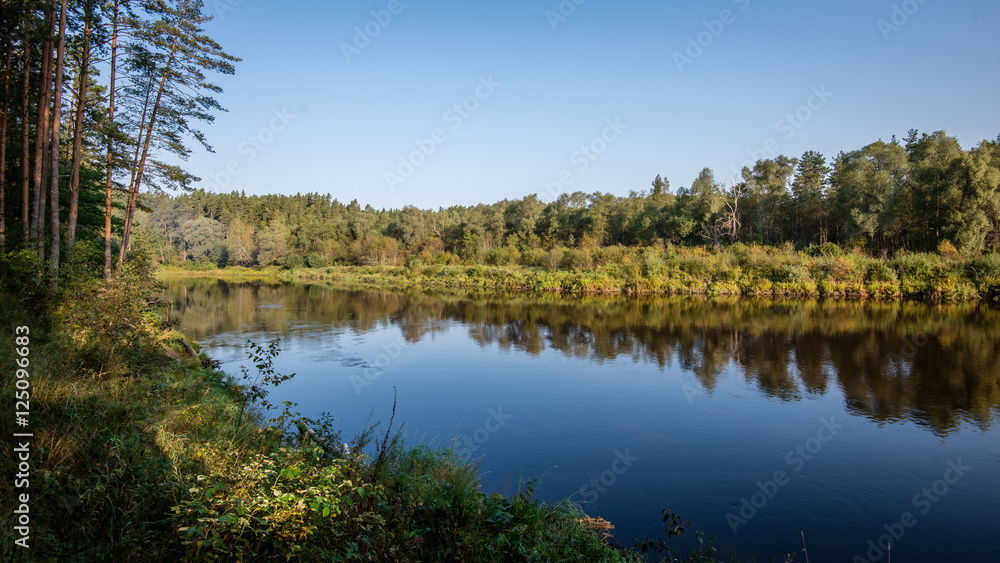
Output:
159,244,1000,302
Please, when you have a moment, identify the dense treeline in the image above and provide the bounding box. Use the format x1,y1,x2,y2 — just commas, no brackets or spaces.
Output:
0,0,236,286
140,131,1000,270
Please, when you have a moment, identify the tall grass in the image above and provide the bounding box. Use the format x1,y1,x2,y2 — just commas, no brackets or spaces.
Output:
193,244,1000,302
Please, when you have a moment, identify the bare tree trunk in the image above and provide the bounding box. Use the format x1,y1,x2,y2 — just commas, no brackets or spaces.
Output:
104,0,119,279
68,0,94,249
32,10,54,255
118,0,190,270
20,28,30,240
50,0,68,289
115,63,159,270
115,78,152,269
0,37,11,246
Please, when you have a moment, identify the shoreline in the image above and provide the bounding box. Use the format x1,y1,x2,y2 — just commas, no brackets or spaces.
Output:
155,254,998,303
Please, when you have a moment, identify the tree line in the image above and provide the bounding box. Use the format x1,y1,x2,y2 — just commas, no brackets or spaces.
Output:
139,130,1000,269
0,0,237,288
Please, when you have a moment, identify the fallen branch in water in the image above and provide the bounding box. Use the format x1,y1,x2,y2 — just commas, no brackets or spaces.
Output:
177,338,196,357
296,419,345,458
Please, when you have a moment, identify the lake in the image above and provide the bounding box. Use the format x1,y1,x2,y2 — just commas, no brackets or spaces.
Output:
164,279,1000,562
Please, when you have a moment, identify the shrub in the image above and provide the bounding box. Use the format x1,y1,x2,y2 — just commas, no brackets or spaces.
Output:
305,253,327,268
968,254,1000,290
0,250,48,313
283,254,304,270
770,263,811,284
590,245,629,267
642,250,665,278
485,246,519,266
823,256,863,282
560,249,592,271
938,240,961,262
519,248,544,267
866,262,898,283
820,242,843,257
60,258,168,378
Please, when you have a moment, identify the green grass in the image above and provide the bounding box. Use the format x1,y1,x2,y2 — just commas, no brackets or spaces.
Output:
159,245,1000,302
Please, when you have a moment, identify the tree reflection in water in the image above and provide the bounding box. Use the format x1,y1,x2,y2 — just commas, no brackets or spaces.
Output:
165,280,1000,436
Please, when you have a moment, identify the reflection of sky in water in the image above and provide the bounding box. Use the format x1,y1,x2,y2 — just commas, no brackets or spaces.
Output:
165,281,1000,562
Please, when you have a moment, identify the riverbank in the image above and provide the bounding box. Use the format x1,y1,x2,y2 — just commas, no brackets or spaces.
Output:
0,253,665,561
158,244,1000,302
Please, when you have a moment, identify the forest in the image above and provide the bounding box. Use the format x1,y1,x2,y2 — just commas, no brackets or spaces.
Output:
140,134,1000,270
1,2,999,280
0,0,237,287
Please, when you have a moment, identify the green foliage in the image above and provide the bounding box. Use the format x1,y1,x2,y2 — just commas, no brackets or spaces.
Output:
172,446,382,561
561,248,593,271
268,242,995,301
236,338,297,429
866,262,898,283
0,250,50,313
891,252,944,294
642,249,666,278
635,509,721,562
60,257,169,377
284,253,304,270
143,127,1000,272
967,254,1000,297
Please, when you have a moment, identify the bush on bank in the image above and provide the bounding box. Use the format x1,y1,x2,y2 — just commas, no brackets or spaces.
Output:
160,244,1000,302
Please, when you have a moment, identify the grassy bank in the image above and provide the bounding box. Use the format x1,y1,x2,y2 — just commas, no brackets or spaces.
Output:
2,252,744,561
160,243,1000,302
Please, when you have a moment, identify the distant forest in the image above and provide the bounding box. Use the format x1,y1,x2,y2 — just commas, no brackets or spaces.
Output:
137,130,1000,268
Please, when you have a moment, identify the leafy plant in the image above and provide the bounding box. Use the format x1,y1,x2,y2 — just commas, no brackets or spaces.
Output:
236,339,297,429
635,509,720,562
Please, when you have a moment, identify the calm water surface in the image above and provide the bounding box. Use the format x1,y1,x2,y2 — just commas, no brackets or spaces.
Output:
164,279,1000,562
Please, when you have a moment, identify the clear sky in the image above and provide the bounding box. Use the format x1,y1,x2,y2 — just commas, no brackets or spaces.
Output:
178,0,1000,210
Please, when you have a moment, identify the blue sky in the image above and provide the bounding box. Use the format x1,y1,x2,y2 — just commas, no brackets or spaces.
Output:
180,0,1000,210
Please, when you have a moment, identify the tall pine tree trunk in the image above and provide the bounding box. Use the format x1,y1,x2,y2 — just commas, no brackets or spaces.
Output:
68,0,94,249
0,37,11,246
50,0,68,288
32,10,54,255
118,0,190,270
103,0,119,279
20,28,30,240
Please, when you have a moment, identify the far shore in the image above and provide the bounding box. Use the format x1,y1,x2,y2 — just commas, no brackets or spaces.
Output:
154,246,998,303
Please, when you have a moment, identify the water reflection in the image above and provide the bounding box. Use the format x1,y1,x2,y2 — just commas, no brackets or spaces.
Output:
164,279,1000,435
